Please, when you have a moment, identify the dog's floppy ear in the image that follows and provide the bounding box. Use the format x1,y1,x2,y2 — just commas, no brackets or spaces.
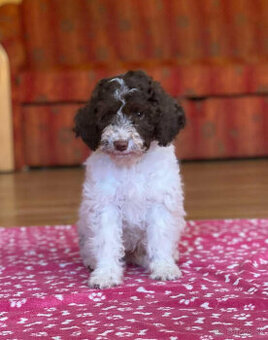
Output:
73,79,106,150
150,81,186,146
73,104,100,150
156,100,186,147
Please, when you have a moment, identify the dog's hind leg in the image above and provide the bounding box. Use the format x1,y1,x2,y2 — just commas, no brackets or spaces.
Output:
125,244,149,268
79,234,96,271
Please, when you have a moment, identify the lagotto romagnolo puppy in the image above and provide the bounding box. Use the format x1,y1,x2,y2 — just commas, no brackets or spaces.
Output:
74,70,186,289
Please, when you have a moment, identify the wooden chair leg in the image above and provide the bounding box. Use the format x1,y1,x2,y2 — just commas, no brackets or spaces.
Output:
0,44,14,172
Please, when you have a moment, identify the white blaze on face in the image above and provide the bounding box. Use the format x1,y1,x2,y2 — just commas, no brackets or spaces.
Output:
109,77,137,117
100,78,144,155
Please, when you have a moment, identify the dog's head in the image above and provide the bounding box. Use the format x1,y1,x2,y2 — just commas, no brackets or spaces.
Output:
74,70,185,159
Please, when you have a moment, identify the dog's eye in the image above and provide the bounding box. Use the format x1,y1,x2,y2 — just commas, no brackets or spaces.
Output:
136,112,144,119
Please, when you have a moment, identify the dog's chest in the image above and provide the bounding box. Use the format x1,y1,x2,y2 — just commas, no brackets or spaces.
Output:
87,145,178,223
115,169,148,250
117,168,148,224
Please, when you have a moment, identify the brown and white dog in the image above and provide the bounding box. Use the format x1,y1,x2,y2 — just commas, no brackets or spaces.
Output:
74,70,186,289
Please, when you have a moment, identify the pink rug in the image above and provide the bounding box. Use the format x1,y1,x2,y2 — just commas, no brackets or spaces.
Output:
0,220,267,340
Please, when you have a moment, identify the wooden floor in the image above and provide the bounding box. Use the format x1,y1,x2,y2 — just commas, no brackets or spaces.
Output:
0,159,267,227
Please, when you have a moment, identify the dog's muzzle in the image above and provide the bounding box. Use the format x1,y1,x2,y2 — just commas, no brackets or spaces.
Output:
113,140,128,152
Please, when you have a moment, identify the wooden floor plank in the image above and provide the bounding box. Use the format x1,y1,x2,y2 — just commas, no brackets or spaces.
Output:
0,159,267,226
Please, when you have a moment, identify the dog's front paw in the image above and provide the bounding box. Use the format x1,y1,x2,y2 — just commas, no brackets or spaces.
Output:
88,266,123,289
150,261,182,281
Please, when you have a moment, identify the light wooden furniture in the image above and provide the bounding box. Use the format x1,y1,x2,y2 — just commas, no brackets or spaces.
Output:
0,0,22,6
0,44,14,172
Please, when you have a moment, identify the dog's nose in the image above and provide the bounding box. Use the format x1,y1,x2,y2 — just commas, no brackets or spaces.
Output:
113,140,128,152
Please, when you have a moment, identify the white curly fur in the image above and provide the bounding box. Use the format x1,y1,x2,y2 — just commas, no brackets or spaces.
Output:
78,141,186,289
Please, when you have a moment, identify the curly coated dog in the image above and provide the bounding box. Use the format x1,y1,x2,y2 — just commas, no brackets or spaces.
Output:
74,70,186,289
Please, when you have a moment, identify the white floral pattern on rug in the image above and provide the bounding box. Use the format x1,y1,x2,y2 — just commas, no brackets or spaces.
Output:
0,219,267,339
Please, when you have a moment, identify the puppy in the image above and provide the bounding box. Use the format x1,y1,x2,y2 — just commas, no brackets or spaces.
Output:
74,70,186,289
